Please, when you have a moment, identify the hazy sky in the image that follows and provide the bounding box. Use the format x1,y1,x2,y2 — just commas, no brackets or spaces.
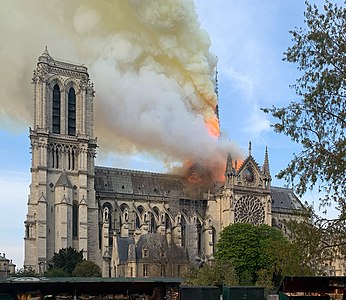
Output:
0,0,339,269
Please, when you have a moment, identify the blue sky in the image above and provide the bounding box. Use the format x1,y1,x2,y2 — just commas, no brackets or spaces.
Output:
0,1,338,269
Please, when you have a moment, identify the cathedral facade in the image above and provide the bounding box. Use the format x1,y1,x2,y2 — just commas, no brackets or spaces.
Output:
24,50,304,277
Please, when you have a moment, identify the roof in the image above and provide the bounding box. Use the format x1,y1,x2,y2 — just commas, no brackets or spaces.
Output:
117,236,135,263
95,167,304,212
56,172,73,188
271,186,304,211
95,166,184,199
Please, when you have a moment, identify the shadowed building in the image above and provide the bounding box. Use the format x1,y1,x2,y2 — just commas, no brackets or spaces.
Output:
0,253,16,278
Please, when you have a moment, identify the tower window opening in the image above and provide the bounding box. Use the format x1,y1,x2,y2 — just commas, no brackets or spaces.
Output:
68,87,76,136
55,147,59,169
25,225,29,238
51,148,54,168
68,150,71,170
73,201,78,239
72,149,75,170
52,84,61,134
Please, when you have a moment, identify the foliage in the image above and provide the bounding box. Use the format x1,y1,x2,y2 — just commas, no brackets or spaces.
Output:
44,268,69,277
284,214,346,275
72,260,102,277
15,266,39,277
262,0,346,208
47,247,84,276
215,223,292,286
184,261,238,286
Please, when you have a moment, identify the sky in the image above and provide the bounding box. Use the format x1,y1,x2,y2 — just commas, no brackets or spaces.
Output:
0,0,340,269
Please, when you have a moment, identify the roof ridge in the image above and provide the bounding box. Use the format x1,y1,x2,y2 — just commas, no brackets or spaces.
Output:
95,166,182,178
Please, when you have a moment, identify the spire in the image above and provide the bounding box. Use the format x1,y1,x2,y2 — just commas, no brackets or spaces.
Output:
214,58,219,97
42,46,50,57
214,62,220,138
38,46,51,63
225,152,233,176
263,146,271,178
248,141,252,156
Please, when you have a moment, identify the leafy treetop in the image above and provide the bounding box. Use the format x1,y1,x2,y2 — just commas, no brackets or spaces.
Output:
262,0,345,209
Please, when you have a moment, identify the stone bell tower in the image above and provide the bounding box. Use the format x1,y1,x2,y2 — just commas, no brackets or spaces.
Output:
24,48,99,273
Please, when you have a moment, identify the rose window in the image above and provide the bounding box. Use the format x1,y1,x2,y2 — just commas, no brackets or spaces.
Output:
234,195,265,225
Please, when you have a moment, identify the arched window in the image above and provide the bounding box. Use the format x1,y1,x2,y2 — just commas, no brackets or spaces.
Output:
102,202,113,230
196,219,202,254
165,213,172,230
149,213,157,233
135,215,141,229
52,84,61,133
68,87,76,136
181,216,186,247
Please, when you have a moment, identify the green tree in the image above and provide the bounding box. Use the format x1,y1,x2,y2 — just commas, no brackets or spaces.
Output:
262,0,345,208
44,268,69,277
72,260,102,277
284,214,346,275
47,247,84,276
15,266,39,277
215,223,291,286
184,261,238,286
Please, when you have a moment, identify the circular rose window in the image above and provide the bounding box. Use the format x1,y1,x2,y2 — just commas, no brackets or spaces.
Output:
234,195,265,225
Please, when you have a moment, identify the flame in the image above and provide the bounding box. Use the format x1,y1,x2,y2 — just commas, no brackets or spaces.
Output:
205,115,220,138
180,160,223,186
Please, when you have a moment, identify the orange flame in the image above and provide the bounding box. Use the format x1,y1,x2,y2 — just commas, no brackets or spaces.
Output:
205,115,220,137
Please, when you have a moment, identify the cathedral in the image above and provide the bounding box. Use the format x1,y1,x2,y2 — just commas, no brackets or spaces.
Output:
24,50,304,277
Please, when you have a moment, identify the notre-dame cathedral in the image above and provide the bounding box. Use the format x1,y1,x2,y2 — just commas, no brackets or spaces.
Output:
24,49,304,277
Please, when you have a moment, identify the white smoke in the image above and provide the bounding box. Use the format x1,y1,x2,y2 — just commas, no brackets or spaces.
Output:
0,0,242,171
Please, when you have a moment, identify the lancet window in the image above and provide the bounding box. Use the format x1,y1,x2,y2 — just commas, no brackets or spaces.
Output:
50,144,77,170
181,216,186,247
52,84,61,134
68,87,76,136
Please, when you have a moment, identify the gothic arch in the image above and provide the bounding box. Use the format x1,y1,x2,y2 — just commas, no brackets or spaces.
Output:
165,213,172,230
64,78,80,94
119,203,130,225
161,206,174,226
152,206,160,220
102,202,113,229
134,205,145,228
47,75,64,91
148,211,157,233
67,86,76,136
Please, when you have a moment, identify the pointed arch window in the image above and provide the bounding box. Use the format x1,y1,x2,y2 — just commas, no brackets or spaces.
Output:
181,217,186,247
52,84,61,133
197,219,202,254
68,87,76,136
150,213,157,233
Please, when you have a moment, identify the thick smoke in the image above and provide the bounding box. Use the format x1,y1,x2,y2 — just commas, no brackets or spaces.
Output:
0,0,242,174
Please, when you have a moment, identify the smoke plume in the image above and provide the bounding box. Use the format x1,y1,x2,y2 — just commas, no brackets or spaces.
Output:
0,0,242,175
